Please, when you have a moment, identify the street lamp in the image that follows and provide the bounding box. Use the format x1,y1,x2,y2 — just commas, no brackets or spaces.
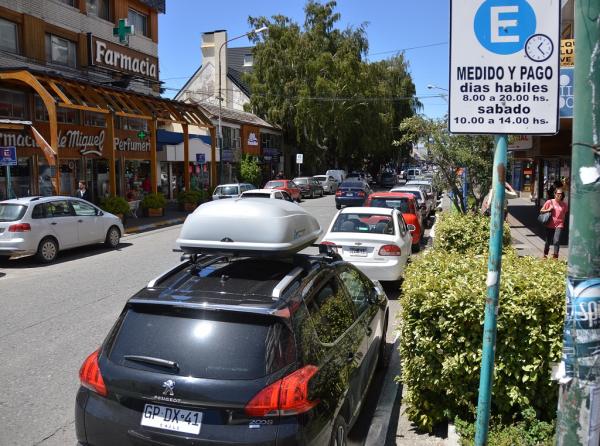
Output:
217,26,268,183
427,84,448,102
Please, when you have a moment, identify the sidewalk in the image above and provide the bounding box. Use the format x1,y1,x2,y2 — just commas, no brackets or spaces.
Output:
506,196,569,260
123,201,189,235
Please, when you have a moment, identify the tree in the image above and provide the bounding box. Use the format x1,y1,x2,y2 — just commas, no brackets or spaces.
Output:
397,115,495,213
239,155,262,186
245,1,420,174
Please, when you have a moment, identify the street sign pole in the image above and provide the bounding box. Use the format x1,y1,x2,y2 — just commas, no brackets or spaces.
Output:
555,1,600,444
475,134,507,446
6,165,12,199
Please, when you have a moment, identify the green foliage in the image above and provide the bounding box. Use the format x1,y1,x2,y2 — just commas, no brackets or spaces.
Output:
177,190,206,204
246,1,420,171
141,192,166,209
99,195,129,216
455,408,555,446
434,211,511,255
398,250,566,431
240,155,262,186
397,115,495,213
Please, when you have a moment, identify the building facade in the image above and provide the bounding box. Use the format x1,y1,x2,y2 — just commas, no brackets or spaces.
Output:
0,0,215,203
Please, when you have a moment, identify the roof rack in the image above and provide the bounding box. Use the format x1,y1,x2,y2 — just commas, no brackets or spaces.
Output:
147,253,228,288
272,267,304,299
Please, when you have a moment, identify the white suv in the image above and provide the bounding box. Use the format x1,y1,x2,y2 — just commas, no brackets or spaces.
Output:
0,196,124,263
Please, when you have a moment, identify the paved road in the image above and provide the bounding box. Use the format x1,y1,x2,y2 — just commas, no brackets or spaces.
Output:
0,191,411,445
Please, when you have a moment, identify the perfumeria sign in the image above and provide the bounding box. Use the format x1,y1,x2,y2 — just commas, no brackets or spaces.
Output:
89,35,159,81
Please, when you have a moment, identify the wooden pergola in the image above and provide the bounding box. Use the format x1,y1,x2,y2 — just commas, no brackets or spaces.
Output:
0,69,217,195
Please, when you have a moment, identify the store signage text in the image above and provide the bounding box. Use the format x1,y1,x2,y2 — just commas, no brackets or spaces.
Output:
0,131,150,154
560,39,574,67
90,36,158,81
247,132,259,146
449,0,560,135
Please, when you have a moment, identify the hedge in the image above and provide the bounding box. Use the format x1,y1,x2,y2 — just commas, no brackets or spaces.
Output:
398,249,566,431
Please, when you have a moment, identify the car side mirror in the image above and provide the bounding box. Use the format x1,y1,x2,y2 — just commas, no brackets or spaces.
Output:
407,224,416,232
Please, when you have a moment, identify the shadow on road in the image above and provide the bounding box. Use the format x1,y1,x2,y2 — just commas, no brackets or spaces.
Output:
0,242,133,269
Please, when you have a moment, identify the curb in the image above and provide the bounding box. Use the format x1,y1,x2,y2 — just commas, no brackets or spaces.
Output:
365,337,401,446
124,217,186,235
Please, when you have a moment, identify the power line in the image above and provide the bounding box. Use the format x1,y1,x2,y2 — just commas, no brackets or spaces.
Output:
367,41,448,57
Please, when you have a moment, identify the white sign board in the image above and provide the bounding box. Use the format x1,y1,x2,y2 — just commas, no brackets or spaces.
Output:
449,0,560,134
296,153,303,164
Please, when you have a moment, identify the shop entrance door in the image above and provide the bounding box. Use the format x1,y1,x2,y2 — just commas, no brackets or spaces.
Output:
85,158,110,204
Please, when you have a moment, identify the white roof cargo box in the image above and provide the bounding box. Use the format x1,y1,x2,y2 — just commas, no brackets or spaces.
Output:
176,199,322,256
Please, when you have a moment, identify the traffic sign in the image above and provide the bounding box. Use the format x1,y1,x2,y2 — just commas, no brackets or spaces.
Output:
0,146,17,166
449,0,560,134
296,153,303,164
196,153,205,164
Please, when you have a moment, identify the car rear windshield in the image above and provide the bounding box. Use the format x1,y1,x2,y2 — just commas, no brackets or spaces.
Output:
216,186,239,195
294,178,308,184
397,190,422,200
370,197,409,213
266,181,284,188
0,204,27,222
242,193,269,198
313,176,326,182
332,213,395,235
109,307,296,380
339,181,363,189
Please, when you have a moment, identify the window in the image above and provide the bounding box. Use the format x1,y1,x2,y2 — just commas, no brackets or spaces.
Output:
128,8,148,37
83,111,106,127
222,127,240,149
72,201,96,216
56,0,76,6
0,18,18,54
118,116,147,131
35,97,80,124
45,34,77,68
0,89,27,119
307,278,356,343
243,54,253,67
87,0,110,21
47,200,73,217
261,132,281,149
339,267,373,314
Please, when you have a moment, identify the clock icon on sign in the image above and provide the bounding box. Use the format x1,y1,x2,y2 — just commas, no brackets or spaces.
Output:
525,34,554,62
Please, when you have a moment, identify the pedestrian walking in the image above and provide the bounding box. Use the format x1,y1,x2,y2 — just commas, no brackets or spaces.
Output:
540,187,568,259
74,180,90,201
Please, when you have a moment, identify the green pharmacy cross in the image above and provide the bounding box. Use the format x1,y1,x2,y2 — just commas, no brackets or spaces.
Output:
113,19,134,45
137,131,147,139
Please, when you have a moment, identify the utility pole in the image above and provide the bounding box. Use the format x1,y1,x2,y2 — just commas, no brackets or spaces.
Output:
555,1,600,445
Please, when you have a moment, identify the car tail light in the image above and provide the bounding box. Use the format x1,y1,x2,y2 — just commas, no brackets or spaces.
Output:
335,190,342,196
245,365,319,417
319,241,338,254
379,244,402,256
79,349,107,397
8,223,31,232
357,191,366,197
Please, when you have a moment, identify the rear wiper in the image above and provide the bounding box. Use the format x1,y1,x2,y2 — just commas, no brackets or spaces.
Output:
124,355,179,371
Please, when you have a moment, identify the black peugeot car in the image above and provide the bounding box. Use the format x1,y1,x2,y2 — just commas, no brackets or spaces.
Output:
75,250,389,445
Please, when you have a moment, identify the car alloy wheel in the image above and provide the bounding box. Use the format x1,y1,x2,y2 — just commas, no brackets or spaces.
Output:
37,237,58,263
105,226,120,248
330,416,348,446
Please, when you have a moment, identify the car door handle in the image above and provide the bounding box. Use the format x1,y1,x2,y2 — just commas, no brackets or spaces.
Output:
50,222,57,225
78,219,83,223
346,352,354,363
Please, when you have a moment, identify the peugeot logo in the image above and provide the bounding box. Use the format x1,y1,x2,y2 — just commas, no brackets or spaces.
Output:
162,379,175,396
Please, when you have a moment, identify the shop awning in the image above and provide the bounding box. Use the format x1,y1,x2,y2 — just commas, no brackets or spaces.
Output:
156,129,211,147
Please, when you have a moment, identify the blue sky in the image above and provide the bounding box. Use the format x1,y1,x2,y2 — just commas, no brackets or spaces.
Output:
158,0,450,119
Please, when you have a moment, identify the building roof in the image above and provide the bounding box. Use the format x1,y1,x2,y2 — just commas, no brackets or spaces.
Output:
197,102,279,130
138,0,166,13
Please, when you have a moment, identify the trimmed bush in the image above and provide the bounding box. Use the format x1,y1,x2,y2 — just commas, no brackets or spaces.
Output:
177,190,205,204
434,211,511,255
141,192,166,209
100,195,129,216
398,249,566,431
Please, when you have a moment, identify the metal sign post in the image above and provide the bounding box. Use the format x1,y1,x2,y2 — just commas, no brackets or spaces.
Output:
296,153,303,177
449,2,560,444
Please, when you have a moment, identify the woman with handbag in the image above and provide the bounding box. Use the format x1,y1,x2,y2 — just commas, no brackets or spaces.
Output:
539,188,568,258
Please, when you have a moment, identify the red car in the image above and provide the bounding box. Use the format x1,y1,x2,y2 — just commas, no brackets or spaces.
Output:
365,192,424,252
264,179,302,202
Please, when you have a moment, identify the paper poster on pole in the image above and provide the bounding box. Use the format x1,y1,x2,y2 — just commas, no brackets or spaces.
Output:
449,0,560,134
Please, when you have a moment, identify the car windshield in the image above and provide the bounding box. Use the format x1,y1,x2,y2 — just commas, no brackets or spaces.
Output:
216,186,239,195
0,204,27,222
332,213,395,235
294,178,308,184
370,197,409,213
109,307,296,380
265,181,284,188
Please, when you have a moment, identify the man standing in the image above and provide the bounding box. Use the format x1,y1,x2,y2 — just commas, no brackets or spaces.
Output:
75,180,90,201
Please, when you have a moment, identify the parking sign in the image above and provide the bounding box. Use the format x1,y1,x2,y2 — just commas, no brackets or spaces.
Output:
449,0,560,134
0,146,17,166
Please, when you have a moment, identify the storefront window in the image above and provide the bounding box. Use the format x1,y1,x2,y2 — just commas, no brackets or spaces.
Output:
0,157,32,200
35,96,80,124
124,160,151,201
59,159,83,197
118,116,148,131
83,111,106,127
0,18,19,54
261,133,281,150
0,88,27,120
38,160,56,196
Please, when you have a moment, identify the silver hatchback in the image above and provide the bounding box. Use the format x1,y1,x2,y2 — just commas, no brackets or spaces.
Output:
0,196,124,263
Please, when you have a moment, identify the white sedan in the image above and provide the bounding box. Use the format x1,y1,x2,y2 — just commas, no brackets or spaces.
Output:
321,207,414,282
